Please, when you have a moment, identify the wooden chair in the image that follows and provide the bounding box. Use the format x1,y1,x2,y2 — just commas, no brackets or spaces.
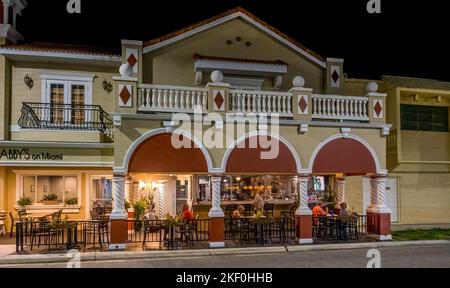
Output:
9,212,19,238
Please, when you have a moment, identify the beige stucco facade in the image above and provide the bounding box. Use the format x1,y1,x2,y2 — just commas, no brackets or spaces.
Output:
1,6,448,235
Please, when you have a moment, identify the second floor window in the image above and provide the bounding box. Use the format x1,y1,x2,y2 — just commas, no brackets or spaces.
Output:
41,74,93,125
401,104,449,132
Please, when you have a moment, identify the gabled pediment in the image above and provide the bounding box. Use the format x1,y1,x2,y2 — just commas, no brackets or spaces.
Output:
143,7,325,68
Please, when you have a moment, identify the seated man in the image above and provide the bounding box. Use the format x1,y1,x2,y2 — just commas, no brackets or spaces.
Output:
181,204,195,221
312,203,327,218
232,205,245,218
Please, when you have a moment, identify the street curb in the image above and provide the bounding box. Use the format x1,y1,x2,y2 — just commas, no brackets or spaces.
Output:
286,240,450,252
1,240,449,265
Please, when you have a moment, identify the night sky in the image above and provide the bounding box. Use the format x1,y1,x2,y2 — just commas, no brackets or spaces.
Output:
14,0,450,81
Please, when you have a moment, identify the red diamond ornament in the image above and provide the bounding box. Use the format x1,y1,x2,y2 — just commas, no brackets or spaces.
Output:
331,70,340,83
127,53,138,68
298,96,308,113
214,91,224,109
120,86,131,105
374,101,382,117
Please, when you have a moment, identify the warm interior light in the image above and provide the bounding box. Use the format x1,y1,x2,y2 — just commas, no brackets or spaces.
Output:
139,180,146,190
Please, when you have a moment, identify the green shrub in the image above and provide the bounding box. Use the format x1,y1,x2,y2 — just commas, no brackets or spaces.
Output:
17,197,33,207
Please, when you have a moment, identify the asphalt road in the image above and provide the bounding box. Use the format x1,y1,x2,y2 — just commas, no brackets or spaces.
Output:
2,244,450,268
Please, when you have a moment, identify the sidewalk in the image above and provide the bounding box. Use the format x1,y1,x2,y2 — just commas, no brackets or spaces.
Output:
1,240,449,266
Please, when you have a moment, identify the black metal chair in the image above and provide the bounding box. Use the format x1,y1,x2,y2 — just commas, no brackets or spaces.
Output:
263,203,275,218
0,212,6,237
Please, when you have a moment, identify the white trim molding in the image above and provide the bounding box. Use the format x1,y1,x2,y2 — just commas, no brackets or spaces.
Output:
143,11,326,68
220,130,303,174
119,128,214,173
121,39,143,46
308,133,384,174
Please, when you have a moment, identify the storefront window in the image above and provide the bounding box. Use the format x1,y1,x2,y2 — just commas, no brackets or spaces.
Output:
91,177,112,206
195,175,296,202
20,174,79,205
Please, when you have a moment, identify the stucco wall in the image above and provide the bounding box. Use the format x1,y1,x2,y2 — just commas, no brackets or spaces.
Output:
10,63,116,128
114,118,387,173
401,131,450,162
143,19,324,92
394,172,450,225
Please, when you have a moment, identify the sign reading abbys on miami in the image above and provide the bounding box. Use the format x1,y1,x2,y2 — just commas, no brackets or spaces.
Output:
0,148,63,161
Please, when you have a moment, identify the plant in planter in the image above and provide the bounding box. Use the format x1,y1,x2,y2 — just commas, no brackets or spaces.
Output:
65,198,78,206
42,194,59,205
17,197,33,208
133,198,148,232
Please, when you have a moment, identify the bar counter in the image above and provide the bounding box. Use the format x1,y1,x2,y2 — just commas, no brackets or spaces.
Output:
193,199,296,218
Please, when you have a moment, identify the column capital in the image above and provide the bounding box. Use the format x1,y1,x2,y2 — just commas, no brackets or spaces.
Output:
113,172,127,178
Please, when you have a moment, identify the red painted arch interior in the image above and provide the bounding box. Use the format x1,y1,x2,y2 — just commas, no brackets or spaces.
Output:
226,136,298,174
128,133,208,173
312,138,377,174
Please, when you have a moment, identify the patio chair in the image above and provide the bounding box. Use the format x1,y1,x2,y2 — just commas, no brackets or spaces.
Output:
30,220,58,251
0,212,7,237
9,212,19,238
142,219,163,249
263,204,275,218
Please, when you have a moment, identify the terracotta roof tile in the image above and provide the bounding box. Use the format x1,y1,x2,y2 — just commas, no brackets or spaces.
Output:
0,42,121,58
193,54,288,66
144,7,324,63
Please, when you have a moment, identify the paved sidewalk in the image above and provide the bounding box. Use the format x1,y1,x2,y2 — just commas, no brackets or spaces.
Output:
1,240,449,266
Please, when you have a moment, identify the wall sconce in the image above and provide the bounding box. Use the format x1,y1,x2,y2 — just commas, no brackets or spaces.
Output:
102,79,113,94
139,180,146,190
24,74,34,90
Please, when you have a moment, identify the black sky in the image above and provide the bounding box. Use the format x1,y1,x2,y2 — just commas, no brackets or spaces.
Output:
14,0,450,81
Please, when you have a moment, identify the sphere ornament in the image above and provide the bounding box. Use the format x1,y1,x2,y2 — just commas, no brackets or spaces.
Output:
211,70,224,83
292,76,305,88
367,81,379,93
119,63,133,77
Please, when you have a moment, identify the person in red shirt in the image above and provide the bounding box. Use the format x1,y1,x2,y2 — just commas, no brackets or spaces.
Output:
181,204,195,220
312,203,327,218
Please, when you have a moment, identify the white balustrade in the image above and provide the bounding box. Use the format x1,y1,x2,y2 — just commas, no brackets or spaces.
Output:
312,94,369,121
230,90,293,117
139,85,208,113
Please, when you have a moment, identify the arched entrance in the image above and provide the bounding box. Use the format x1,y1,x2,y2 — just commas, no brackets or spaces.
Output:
121,129,212,218
308,134,391,241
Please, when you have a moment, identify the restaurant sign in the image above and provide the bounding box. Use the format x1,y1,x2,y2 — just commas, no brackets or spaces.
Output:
0,148,63,161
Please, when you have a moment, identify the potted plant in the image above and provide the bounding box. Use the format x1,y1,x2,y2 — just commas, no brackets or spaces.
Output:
133,198,148,232
17,197,33,208
65,198,78,206
42,193,59,205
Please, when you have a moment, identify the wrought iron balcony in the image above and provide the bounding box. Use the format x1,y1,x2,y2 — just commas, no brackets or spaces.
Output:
18,103,114,141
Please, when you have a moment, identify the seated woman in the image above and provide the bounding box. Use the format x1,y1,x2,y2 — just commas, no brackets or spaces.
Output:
232,205,245,218
339,202,349,216
181,204,195,221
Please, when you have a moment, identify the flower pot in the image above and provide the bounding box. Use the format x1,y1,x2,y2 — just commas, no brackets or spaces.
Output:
42,200,59,205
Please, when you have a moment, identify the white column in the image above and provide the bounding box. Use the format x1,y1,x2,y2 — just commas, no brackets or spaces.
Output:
124,176,132,203
208,176,224,218
110,172,128,220
295,175,312,216
158,181,167,219
367,175,391,214
2,0,11,25
336,178,346,204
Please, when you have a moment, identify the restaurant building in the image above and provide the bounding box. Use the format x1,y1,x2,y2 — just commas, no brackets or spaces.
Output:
2,5,446,249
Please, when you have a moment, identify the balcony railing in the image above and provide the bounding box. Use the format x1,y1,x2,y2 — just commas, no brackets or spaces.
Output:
312,94,369,121
138,85,208,113
18,103,114,141
229,90,293,117
137,84,373,122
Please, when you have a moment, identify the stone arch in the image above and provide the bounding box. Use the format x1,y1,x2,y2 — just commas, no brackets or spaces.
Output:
122,128,213,173
309,134,382,175
221,131,302,174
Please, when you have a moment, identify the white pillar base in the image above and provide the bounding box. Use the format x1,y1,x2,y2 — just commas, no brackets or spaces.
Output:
366,205,391,214
109,244,127,251
209,242,226,248
110,212,128,220
298,238,314,245
208,208,225,218
295,206,313,217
